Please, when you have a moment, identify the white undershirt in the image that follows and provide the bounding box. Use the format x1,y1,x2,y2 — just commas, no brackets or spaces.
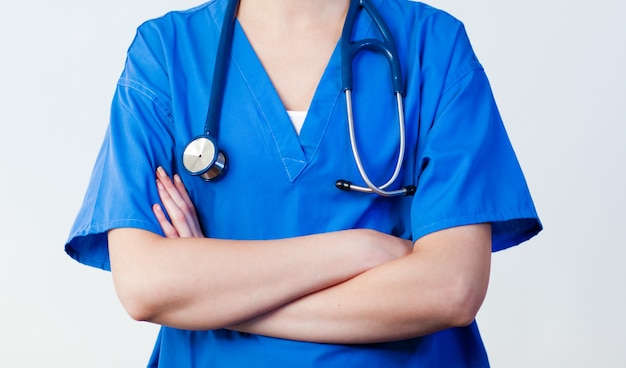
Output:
286,110,308,135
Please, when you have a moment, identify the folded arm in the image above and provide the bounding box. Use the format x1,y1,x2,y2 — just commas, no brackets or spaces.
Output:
110,168,490,342
108,168,411,331
230,223,492,344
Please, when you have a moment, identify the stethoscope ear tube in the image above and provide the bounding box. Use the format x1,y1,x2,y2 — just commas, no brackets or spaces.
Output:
336,179,416,196
339,90,413,197
336,0,412,197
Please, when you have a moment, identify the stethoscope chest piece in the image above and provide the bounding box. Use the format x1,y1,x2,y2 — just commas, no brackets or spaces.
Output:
182,135,227,181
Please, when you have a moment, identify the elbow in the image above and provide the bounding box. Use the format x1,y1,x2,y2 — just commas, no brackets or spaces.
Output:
108,228,167,323
448,297,483,328
444,276,489,328
112,273,162,323
119,293,158,323
110,254,164,323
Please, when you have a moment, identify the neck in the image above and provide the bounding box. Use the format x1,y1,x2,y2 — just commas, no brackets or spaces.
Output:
234,0,352,111
238,0,350,26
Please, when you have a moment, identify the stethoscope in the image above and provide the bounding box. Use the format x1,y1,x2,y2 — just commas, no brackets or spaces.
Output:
182,0,416,197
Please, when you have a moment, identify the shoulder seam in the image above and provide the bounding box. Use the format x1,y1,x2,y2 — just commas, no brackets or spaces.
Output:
442,62,484,95
117,79,174,124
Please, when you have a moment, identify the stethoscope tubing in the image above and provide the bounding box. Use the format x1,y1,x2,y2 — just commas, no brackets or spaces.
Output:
185,0,415,195
338,0,413,196
181,0,239,181
343,90,409,197
341,0,404,95
203,0,240,137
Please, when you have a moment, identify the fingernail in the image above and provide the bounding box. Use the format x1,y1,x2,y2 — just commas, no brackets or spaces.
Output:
174,174,182,183
157,166,165,177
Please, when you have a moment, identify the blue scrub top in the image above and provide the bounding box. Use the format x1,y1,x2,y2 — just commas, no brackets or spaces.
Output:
65,0,542,366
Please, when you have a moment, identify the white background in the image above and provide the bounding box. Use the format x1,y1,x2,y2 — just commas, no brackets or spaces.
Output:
1,0,624,366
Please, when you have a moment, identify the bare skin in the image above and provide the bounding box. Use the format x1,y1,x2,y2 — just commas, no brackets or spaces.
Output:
237,0,350,110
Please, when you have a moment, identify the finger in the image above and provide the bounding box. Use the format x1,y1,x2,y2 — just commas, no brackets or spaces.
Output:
156,167,203,237
152,203,179,238
157,167,190,211
156,178,195,237
173,174,197,217
173,174,203,237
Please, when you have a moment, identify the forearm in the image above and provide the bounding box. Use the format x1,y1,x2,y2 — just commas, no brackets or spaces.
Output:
230,224,492,344
108,228,408,330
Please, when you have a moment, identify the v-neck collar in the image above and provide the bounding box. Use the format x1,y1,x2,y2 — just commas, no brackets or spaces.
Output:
229,21,344,183
207,0,379,183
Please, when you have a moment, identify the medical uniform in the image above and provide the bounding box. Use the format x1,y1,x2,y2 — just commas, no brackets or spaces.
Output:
65,0,542,366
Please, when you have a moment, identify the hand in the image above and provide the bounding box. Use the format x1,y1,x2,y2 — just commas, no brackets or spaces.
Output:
153,167,204,238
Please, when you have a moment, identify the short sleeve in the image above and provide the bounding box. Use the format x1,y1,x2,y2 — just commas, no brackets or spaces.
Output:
410,20,541,251
65,25,175,270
